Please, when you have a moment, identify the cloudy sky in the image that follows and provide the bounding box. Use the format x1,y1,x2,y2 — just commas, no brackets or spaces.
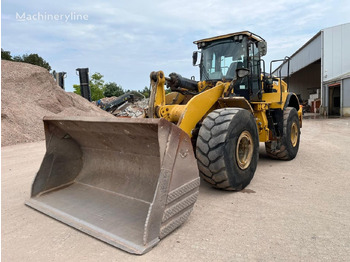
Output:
2,0,350,92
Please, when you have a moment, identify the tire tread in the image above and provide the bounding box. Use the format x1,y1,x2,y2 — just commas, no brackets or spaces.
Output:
265,107,300,160
196,108,254,190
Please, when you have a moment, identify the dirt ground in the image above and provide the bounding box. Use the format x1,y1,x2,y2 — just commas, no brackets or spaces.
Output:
2,117,350,261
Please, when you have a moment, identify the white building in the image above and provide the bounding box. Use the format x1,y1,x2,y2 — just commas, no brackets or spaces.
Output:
274,23,350,116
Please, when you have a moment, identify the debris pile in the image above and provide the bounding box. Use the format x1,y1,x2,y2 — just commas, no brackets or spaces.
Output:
93,92,149,118
94,96,118,105
1,60,113,146
112,99,149,118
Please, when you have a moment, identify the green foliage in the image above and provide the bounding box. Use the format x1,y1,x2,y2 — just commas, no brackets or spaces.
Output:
12,55,22,62
1,49,12,60
73,84,81,95
73,73,105,101
2,49,51,71
72,73,169,101
135,86,169,98
22,54,51,71
90,73,105,101
138,86,150,98
104,82,125,97
8,53,51,71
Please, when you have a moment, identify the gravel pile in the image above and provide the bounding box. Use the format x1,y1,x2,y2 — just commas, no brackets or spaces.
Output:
1,60,113,146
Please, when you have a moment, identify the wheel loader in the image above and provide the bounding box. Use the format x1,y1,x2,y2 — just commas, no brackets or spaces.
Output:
26,31,302,254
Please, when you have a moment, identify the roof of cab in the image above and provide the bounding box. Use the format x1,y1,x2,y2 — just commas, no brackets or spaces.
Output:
193,31,265,45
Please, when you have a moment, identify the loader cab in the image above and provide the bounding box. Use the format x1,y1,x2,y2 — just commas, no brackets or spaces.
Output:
194,32,266,101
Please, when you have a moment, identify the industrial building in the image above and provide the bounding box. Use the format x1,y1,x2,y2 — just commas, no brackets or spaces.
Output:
274,23,350,116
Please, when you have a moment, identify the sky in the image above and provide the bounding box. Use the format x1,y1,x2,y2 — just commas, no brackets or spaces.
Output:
2,0,350,93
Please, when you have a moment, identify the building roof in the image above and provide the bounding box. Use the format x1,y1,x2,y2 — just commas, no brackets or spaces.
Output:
287,31,321,61
272,31,321,76
273,22,350,76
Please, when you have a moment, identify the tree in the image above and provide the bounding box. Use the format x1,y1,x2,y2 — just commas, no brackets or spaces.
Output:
138,86,150,98
90,73,105,101
12,55,22,62
1,49,12,60
21,53,51,71
103,82,125,97
73,84,81,95
1,49,52,71
73,72,105,101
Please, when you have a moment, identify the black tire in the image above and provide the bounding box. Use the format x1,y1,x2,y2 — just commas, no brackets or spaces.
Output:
265,107,300,160
196,108,259,190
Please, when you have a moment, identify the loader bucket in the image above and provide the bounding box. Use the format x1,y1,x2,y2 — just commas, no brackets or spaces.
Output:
25,116,200,254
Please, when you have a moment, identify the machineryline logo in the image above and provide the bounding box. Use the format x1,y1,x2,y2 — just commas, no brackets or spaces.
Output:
16,12,88,22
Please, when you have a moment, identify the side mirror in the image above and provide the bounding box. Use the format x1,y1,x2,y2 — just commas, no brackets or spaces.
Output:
236,68,250,78
192,51,198,66
258,41,267,57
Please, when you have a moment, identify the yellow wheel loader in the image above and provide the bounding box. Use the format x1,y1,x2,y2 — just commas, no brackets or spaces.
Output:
26,31,302,254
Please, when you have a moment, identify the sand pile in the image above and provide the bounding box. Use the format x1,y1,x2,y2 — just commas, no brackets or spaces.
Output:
1,60,113,146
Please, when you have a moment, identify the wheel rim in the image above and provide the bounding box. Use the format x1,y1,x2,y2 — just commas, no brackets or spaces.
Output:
290,122,299,147
236,131,253,170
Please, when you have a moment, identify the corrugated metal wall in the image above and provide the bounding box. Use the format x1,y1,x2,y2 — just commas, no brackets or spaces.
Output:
276,33,321,78
322,23,350,116
322,23,350,82
342,78,350,116
272,23,350,116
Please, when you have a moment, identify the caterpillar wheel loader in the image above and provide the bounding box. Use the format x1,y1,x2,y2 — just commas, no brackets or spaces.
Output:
26,31,302,254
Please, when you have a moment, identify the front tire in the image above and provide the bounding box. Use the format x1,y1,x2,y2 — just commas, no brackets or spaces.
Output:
196,108,259,190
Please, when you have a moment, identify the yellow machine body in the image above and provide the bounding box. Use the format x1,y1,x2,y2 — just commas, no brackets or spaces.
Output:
149,71,302,143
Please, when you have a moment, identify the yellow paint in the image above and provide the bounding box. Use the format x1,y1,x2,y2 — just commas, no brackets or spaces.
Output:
148,71,166,117
298,105,303,128
221,82,231,96
158,104,185,122
150,70,301,142
217,97,254,113
194,31,264,45
158,82,225,137
178,84,225,136
251,102,270,142
197,81,207,92
261,78,289,109
152,75,226,137
165,92,185,105
154,71,166,107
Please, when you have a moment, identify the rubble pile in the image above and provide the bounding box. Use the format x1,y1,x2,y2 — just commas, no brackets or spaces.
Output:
113,99,149,118
93,96,118,105
1,60,113,146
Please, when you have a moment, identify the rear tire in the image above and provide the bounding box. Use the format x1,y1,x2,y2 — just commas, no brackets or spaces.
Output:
265,107,300,160
196,108,259,190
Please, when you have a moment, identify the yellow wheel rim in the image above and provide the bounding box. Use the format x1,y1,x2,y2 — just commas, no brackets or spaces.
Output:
291,122,298,147
236,131,253,170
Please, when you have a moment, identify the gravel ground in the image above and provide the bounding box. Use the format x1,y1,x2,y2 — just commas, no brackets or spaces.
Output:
2,117,350,261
